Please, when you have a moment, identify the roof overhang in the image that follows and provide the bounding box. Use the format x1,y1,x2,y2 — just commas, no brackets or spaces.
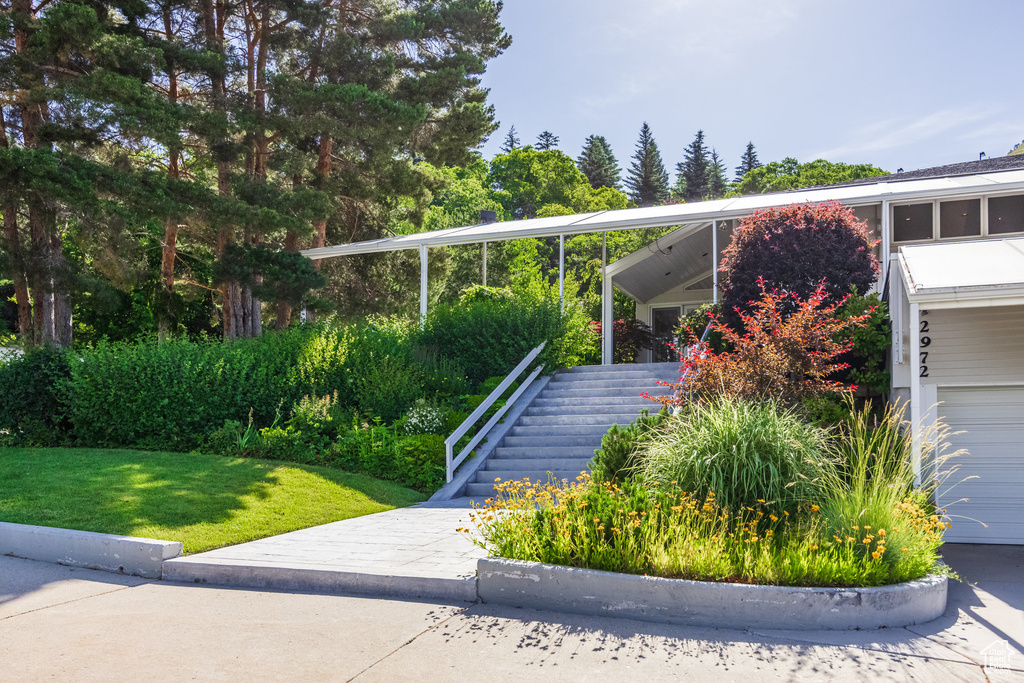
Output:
898,237,1024,309
301,169,1024,261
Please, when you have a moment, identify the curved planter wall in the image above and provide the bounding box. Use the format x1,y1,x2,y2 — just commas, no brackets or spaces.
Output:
477,557,947,631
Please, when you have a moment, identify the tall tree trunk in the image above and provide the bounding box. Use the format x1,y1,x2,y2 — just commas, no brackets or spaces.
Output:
0,107,34,346
305,134,333,324
158,7,181,342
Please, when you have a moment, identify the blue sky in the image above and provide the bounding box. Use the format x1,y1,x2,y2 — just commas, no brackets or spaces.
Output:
478,0,1024,177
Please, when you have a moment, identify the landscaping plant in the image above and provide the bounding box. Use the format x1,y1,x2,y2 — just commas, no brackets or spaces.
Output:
590,407,668,484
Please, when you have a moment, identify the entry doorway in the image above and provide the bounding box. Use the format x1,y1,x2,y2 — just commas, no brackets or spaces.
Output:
651,306,681,363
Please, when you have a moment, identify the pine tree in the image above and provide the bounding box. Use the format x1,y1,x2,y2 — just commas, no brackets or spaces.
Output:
577,135,621,190
500,126,521,153
735,141,762,182
707,149,728,199
676,130,710,202
625,123,670,207
535,131,559,151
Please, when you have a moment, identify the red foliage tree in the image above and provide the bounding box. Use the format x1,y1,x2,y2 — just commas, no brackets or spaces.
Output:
651,282,873,408
719,201,879,332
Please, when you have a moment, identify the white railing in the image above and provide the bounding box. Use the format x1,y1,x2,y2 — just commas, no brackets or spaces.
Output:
444,341,547,483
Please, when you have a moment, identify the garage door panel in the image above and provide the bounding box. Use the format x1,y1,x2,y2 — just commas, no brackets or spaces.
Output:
936,386,1024,545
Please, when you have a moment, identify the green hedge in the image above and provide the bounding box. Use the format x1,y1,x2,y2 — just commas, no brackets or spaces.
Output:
418,285,597,385
0,348,72,445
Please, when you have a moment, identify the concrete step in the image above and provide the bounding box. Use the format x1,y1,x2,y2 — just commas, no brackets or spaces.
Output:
544,378,671,390
472,469,587,485
562,363,680,374
510,424,611,437
540,387,661,399
551,370,677,382
484,457,592,471
532,396,655,407
517,414,644,427
525,404,653,416
502,435,601,448
492,446,598,459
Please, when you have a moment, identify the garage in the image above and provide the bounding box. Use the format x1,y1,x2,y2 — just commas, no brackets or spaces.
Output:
936,386,1024,544
896,238,1024,545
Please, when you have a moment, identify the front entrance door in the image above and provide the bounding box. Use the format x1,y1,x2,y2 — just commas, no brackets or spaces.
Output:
651,306,682,363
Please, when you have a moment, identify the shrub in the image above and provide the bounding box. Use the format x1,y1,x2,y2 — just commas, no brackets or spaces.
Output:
288,392,349,440
839,292,891,395
0,347,72,445
398,399,449,436
637,397,830,514
661,283,873,408
719,201,879,332
418,284,597,385
590,408,668,483
395,433,446,491
591,319,655,364
676,303,727,353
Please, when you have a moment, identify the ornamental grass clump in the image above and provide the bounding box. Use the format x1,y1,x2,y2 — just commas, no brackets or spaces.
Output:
636,397,829,514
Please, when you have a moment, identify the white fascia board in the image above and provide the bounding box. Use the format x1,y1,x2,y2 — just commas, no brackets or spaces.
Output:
302,170,1024,261
905,284,1024,309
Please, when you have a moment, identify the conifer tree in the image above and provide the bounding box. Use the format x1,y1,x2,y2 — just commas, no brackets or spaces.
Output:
735,142,762,182
535,131,559,151
707,149,728,199
676,130,710,202
625,123,669,207
500,125,521,153
577,135,621,190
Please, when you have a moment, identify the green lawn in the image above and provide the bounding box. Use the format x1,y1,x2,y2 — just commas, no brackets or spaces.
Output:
0,447,426,554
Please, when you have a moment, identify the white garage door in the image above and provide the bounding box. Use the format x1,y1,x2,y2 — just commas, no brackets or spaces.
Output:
936,386,1024,544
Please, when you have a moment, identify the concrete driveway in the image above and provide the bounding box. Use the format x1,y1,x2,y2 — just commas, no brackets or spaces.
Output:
0,544,1020,681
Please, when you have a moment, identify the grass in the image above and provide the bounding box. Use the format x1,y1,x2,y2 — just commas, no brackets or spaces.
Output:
0,447,426,554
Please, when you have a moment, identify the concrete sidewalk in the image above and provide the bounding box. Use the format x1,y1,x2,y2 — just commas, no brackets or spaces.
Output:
0,545,1021,681
162,500,486,601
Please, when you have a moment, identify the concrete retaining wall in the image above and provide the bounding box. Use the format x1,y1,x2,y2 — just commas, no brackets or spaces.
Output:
0,522,182,579
477,558,947,630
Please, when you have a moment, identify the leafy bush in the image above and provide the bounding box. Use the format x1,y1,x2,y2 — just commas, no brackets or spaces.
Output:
590,408,668,483
288,392,349,440
399,399,449,435
0,347,72,445
839,292,891,395
676,303,727,354
637,397,829,514
418,284,597,385
661,284,873,408
591,319,655,363
395,433,446,491
719,201,879,332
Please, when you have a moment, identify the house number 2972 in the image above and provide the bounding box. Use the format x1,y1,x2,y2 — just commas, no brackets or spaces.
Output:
919,311,930,378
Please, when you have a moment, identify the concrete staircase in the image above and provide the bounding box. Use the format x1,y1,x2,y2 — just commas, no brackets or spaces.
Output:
463,363,679,498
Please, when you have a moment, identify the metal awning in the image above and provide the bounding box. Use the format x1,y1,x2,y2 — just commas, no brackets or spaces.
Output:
898,237,1024,308
300,169,1024,261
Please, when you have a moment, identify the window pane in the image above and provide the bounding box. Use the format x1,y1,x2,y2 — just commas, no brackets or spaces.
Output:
893,203,933,242
940,199,981,238
989,195,1024,234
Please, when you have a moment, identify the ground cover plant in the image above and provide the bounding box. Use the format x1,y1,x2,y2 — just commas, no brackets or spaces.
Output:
467,399,955,588
0,448,424,554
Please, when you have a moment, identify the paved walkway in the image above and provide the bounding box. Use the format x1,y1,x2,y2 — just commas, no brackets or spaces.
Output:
162,500,486,601
1,545,1021,681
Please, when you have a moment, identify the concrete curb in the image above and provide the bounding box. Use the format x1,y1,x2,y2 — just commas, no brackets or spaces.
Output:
430,375,551,502
0,522,182,579
477,557,948,631
161,558,477,602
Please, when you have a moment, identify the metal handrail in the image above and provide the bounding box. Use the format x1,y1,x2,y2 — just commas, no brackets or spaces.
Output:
444,340,547,483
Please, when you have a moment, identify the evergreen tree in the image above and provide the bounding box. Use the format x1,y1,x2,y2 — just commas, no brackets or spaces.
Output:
500,125,521,153
535,131,559,151
577,135,621,190
625,123,669,207
707,149,728,199
676,130,709,202
735,142,762,182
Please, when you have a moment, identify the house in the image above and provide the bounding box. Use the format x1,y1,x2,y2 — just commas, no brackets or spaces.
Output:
303,154,1024,544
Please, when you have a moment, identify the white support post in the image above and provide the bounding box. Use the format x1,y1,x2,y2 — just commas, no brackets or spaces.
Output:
880,200,891,294
601,232,612,365
712,220,718,304
909,302,922,485
419,244,428,323
482,241,488,286
559,234,565,310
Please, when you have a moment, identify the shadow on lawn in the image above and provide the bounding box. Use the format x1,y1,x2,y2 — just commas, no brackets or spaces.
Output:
0,448,417,536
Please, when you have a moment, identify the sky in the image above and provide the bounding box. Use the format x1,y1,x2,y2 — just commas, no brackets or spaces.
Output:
477,0,1024,178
